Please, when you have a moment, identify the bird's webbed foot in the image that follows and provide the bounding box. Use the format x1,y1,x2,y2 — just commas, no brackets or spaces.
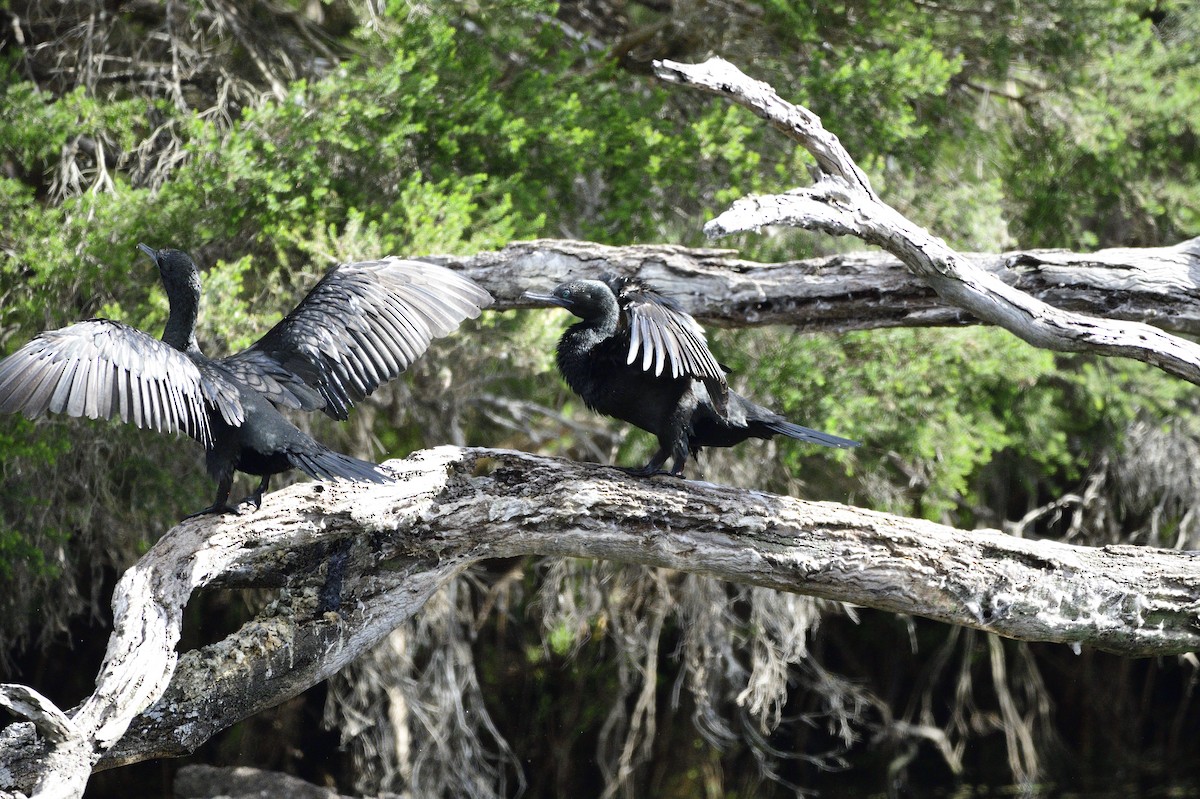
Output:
618,434,691,478
235,476,271,512
616,450,689,478
188,475,240,519
183,503,239,520
233,492,265,512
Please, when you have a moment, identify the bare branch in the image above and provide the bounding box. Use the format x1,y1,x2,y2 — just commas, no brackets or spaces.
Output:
651,57,1200,387
654,57,877,197
3,447,1200,796
0,686,77,744
429,237,1200,335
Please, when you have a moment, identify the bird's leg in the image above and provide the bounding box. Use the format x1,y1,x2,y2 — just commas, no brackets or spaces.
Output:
667,438,691,477
240,474,271,511
622,452,669,477
677,445,703,478
184,473,238,519
624,437,686,477
658,413,695,477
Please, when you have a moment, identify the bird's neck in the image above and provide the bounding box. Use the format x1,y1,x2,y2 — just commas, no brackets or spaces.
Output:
162,290,201,353
556,318,616,394
564,315,616,351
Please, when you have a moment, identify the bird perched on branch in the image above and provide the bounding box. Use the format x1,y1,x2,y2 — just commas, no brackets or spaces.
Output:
0,245,492,517
523,276,858,476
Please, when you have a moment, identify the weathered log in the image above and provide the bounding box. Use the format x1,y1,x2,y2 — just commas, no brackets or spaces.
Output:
3,447,1199,797
427,237,1200,335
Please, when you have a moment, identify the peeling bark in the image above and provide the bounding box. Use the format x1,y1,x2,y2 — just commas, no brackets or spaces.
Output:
3,447,1200,797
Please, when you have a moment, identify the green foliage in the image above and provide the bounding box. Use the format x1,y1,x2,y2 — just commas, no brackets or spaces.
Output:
0,420,70,580
733,325,1193,522
806,39,963,161
756,0,966,165
1000,1,1200,247
742,0,1200,256
0,83,143,182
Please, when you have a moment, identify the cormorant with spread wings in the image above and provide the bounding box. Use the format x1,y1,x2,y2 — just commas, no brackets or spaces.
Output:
0,244,492,517
524,276,857,476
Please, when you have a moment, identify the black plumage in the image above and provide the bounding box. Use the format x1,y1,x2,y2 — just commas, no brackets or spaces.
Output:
0,245,492,516
524,277,858,476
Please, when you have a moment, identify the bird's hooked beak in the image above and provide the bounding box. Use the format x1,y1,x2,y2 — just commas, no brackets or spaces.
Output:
136,242,159,265
522,290,570,309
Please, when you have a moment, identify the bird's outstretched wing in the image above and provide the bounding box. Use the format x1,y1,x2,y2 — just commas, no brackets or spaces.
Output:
606,276,729,414
0,319,242,446
223,258,492,420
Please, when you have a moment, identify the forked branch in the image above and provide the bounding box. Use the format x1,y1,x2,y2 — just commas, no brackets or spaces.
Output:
652,57,1200,386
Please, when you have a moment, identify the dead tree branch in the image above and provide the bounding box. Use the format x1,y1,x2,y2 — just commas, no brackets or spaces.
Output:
651,57,1200,386
432,237,1200,335
3,447,1200,797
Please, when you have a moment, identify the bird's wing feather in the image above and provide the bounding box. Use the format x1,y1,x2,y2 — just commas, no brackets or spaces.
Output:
216,349,324,411
224,258,492,419
0,319,242,446
610,278,730,414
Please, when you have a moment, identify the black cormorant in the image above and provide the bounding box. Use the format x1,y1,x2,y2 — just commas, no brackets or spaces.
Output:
0,245,492,516
523,276,857,476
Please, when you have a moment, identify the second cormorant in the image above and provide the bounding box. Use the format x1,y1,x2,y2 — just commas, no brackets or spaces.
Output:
523,276,858,476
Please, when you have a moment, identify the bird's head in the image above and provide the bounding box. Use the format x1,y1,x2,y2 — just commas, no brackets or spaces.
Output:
522,280,618,321
138,243,201,304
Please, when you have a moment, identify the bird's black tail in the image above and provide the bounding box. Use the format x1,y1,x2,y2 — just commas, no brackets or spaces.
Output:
290,448,394,484
763,419,860,449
